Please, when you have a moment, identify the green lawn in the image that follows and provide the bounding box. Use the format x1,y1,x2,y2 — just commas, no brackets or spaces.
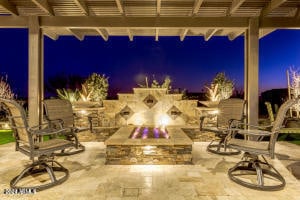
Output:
0,130,15,145
278,133,300,145
0,129,65,145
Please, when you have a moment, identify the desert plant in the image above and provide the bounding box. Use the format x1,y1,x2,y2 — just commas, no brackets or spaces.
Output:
56,88,79,102
84,73,109,102
138,75,172,92
205,84,220,102
0,75,15,99
206,72,234,101
78,84,93,102
288,67,300,116
161,76,172,93
151,79,160,88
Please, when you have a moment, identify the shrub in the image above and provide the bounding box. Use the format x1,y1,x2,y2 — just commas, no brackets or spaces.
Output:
83,73,109,102
0,75,15,99
206,72,234,101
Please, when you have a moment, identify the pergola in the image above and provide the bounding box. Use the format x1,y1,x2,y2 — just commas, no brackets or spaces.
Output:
0,0,299,126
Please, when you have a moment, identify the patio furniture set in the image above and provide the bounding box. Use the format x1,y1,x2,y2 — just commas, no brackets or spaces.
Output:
0,96,298,192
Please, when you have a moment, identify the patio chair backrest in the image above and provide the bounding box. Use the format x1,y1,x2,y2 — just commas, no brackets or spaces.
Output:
0,98,31,144
266,98,297,157
44,99,75,128
217,98,246,128
265,101,275,123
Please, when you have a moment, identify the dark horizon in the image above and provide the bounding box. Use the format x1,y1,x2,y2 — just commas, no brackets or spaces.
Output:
0,28,300,99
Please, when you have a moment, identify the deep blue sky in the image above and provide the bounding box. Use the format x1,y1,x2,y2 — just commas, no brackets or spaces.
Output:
0,28,299,98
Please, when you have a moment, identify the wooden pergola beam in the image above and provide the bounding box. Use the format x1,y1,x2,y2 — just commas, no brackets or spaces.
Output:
115,0,124,14
39,17,250,29
261,0,287,17
180,29,188,41
0,0,18,15
204,29,218,41
0,16,298,29
295,7,300,19
73,0,89,16
0,16,27,27
228,0,246,15
95,28,108,41
31,0,54,16
192,0,204,15
260,18,300,28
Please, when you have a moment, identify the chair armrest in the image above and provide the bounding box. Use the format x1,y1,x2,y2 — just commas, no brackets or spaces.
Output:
225,127,272,143
229,121,272,130
44,118,64,129
30,126,72,136
228,128,272,136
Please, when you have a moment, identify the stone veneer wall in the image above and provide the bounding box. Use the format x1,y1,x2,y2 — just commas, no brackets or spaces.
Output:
106,145,192,165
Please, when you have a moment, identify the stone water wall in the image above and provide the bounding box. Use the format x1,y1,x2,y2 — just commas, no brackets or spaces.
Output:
103,88,198,126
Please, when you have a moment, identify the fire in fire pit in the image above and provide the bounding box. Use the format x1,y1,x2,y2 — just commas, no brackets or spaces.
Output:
129,126,170,139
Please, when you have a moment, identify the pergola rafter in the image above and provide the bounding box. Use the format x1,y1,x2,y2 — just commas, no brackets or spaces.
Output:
115,0,124,14
192,0,204,15
155,28,159,41
156,0,161,16
228,0,247,15
205,29,219,41
31,0,54,16
67,28,85,41
0,0,18,15
228,30,244,41
73,0,89,16
43,30,59,40
180,29,189,41
261,0,288,17
95,28,108,41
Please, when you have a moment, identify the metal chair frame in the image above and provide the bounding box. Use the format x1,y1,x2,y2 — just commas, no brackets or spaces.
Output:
200,98,246,155
225,98,299,191
0,98,75,191
43,99,87,155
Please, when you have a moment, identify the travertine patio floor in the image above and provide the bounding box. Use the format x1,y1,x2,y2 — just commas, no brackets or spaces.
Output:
0,141,299,200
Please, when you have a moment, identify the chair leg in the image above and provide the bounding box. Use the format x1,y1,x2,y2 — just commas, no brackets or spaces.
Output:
207,137,240,155
10,158,69,191
228,153,285,191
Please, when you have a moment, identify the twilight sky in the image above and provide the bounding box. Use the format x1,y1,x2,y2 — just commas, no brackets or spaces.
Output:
0,28,299,98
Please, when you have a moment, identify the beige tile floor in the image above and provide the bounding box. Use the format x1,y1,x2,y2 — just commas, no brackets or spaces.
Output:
0,142,299,200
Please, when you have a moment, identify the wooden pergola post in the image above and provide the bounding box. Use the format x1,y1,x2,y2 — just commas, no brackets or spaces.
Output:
245,18,259,125
28,16,44,127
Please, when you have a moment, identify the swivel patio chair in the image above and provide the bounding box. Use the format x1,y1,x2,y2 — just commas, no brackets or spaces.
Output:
200,98,246,155
43,99,86,155
225,98,298,191
0,98,75,191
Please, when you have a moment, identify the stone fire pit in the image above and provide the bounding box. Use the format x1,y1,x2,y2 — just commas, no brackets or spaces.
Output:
105,126,193,165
